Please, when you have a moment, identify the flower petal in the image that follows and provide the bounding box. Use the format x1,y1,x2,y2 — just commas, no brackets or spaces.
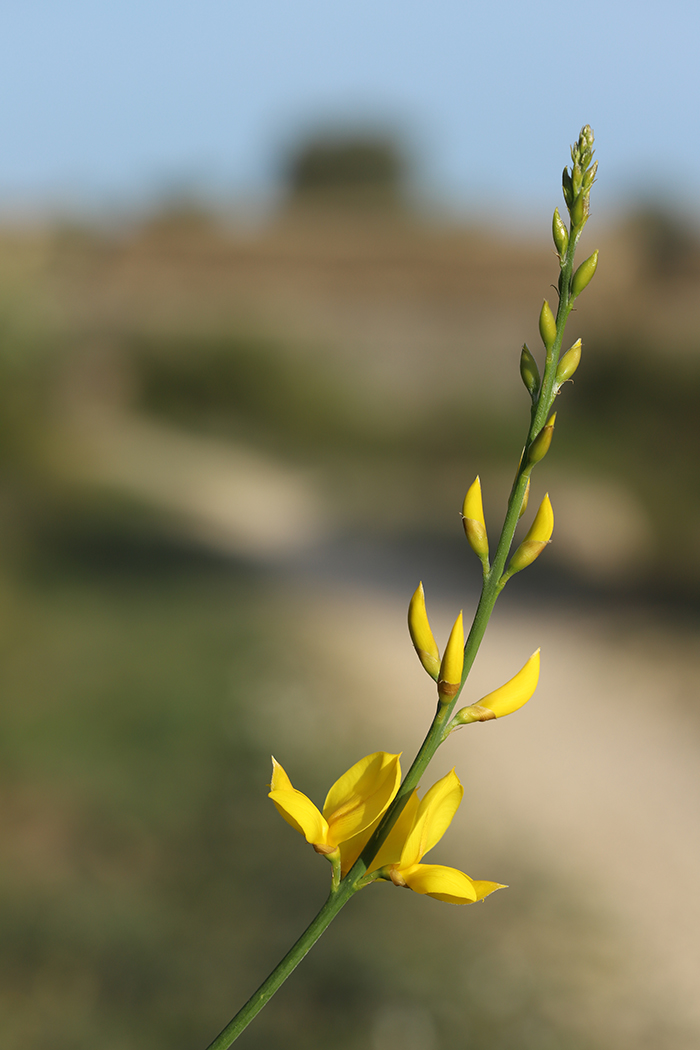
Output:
400,769,463,867
477,649,540,719
402,863,479,904
323,751,401,846
367,790,421,873
471,880,508,901
268,758,329,846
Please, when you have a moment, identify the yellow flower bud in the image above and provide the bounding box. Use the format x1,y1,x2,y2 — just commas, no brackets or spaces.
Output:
527,413,556,466
438,612,464,701
502,494,554,580
408,582,441,680
552,207,569,257
539,300,557,351
461,477,489,561
519,344,540,400
555,339,582,386
453,649,540,724
571,250,599,299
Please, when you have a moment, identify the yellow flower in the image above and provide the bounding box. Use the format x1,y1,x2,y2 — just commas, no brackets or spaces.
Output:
368,769,505,905
453,649,540,725
269,751,401,859
408,582,441,680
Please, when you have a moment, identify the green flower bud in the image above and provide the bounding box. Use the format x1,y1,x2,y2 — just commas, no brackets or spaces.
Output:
538,300,557,351
555,339,582,385
572,161,583,197
552,208,569,258
570,192,587,228
520,344,540,400
571,250,599,299
579,124,595,153
583,160,598,191
527,413,556,466
562,167,574,207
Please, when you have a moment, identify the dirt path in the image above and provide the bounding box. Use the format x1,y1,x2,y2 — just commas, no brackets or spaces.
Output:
270,582,700,1048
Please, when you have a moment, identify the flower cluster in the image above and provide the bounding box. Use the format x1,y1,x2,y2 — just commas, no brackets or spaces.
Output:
270,754,503,904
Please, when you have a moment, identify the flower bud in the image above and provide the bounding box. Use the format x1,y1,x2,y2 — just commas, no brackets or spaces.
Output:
572,161,583,197
408,583,441,680
571,250,599,299
438,612,464,701
502,494,554,580
583,160,598,191
519,344,540,399
570,192,587,228
562,167,574,207
579,124,595,152
461,477,489,561
555,339,582,385
527,413,556,466
453,649,540,724
552,208,569,257
539,300,557,351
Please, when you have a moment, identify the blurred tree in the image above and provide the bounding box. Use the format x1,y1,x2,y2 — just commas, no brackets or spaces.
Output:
283,133,407,211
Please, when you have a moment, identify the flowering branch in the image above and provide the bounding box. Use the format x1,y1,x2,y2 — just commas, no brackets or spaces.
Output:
203,125,598,1050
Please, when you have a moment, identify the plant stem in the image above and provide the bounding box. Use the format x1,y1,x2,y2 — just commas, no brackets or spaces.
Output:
203,882,355,1050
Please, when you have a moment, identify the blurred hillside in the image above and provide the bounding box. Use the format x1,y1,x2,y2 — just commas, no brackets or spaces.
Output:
0,182,699,597
1,162,700,1050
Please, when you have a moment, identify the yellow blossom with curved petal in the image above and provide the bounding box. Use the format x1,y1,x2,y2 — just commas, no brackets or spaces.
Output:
408,582,441,680
453,649,540,724
369,770,505,905
269,752,401,856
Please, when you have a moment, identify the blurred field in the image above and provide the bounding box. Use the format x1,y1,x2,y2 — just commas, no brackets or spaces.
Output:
0,191,699,1049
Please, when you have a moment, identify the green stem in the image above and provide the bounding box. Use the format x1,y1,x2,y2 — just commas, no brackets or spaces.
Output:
204,883,356,1050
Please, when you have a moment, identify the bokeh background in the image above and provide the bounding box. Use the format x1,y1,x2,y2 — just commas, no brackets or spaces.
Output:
1,3,700,1049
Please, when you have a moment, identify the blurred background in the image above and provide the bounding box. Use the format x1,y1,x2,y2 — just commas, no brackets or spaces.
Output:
1,2,700,1048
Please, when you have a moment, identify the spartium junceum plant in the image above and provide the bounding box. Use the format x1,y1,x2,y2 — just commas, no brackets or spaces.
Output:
204,125,599,1049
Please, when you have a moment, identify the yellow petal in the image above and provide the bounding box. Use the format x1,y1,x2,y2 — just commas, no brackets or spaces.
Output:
476,649,540,718
268,758,329,845
338,789,420,877
408,583,441,679
525,493,554,544
402,863,479,904
462,476,486,527
471,880,508,901
366,790,421,874
323,751,401,847
505,495,554,577
400,769,463,868
438,612,464,698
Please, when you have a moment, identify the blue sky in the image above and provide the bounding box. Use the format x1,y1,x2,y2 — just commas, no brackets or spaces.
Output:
1,0,699,221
